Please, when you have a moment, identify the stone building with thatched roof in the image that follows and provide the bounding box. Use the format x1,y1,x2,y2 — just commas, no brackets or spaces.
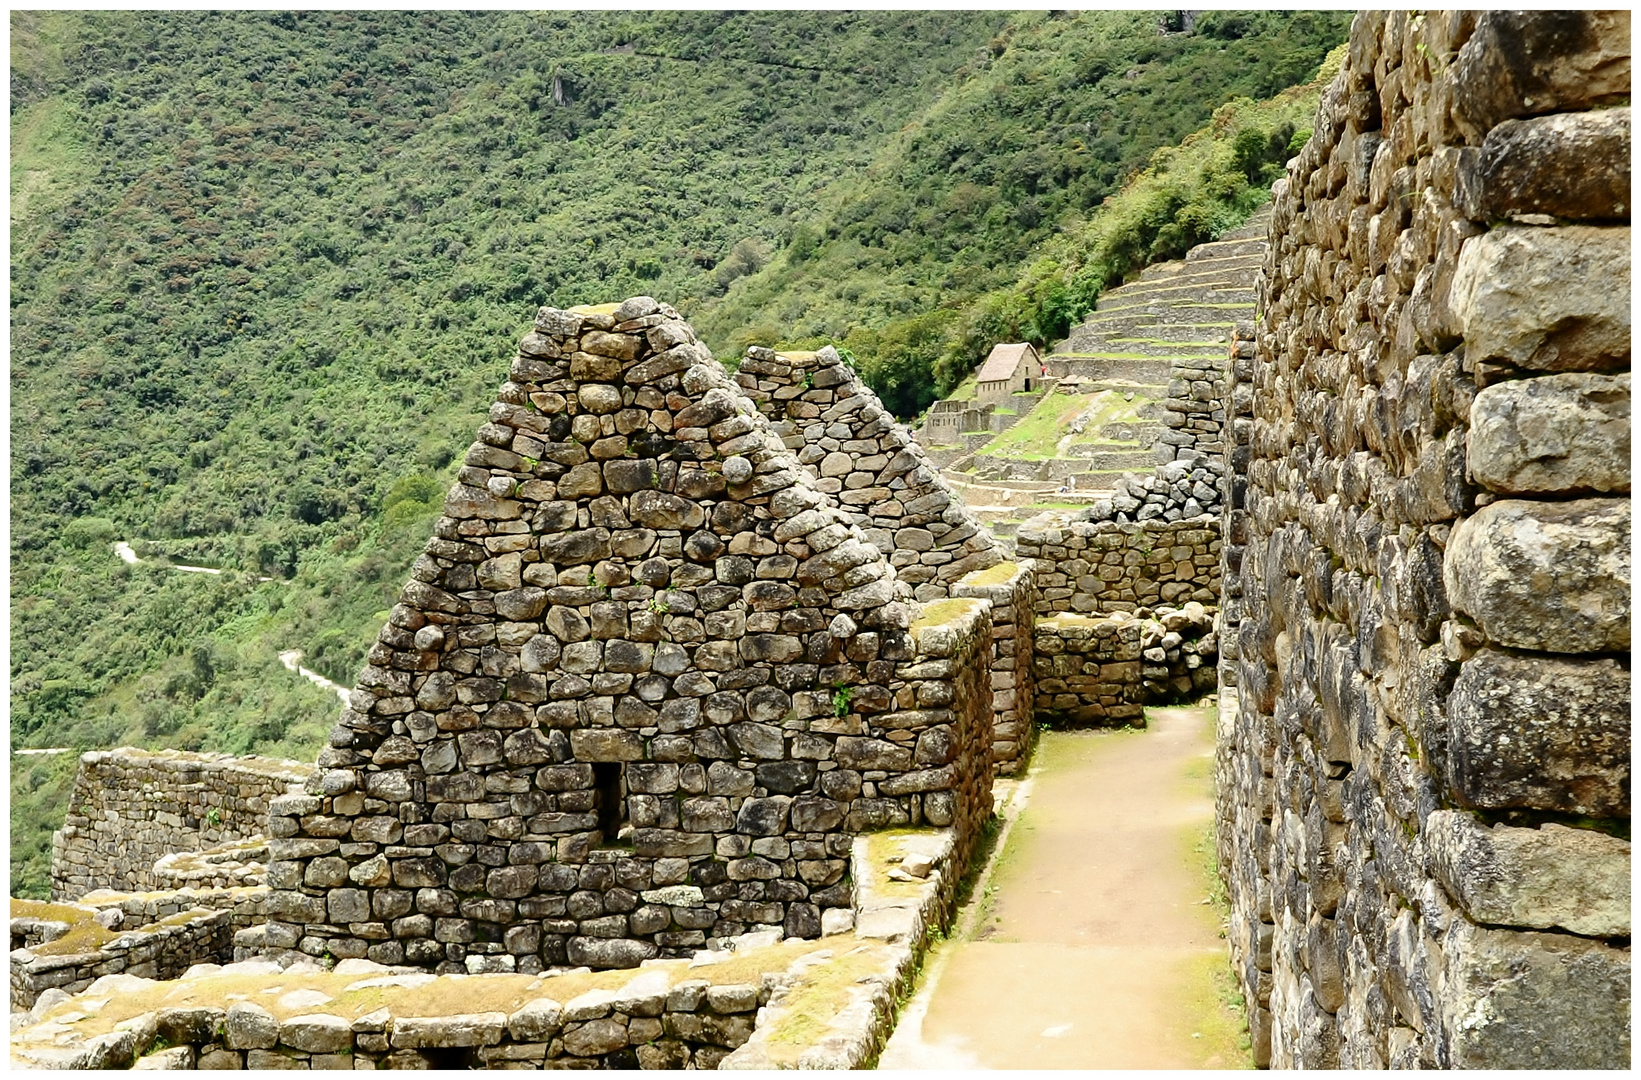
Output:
975,342,1040,405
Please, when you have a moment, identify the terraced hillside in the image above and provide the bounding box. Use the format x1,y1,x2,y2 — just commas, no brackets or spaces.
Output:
938,206,1270,536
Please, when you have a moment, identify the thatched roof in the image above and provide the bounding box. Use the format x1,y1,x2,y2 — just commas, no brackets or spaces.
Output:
976,342,1037,382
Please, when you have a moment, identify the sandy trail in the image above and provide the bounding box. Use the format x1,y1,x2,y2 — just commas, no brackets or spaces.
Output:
880,706,1249,1069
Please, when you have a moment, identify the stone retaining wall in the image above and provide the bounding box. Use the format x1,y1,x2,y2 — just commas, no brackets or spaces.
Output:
1217,10,1630,1069
952,561,1036,774
266,300,997,973
15,824,971,1071
1016,513,1220,614
50,749,312,901
11,903,233,1012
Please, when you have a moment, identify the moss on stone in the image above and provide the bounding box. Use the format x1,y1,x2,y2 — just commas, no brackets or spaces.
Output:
760,945,895,1064
911,597,984,632
959,560,1019,588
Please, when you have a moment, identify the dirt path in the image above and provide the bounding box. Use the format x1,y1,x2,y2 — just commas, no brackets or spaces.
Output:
111,541,346,704
879,705,1250,1069
278,649,353,706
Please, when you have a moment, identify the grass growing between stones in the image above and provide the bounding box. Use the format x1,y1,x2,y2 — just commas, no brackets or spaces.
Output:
27,938,839,1043
760,944,896,1065
909,597,983,633
10,897,213,958
1168,703,1254,1068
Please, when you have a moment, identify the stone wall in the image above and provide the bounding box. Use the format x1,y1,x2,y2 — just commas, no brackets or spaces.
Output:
10,902,233,1011
1216,323,1258,690
735,346,1006,602
50,749,312,901
87,970,779,1070
1016,513,1220,615
265,300,997,973
735,346,1028,773
1217,10,1630,1070
1030,614,1142,728
952,561,1036,774
1031,603,1218,727
917,399,994,446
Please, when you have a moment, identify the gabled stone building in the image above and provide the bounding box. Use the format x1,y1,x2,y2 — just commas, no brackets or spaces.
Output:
975,342,1041,405
263,299,997,973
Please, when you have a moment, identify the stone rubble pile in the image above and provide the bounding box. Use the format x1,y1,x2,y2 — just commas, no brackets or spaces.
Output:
1137,601,1219,703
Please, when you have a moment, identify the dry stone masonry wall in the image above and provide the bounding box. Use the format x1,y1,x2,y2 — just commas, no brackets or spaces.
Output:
734,345,1034,774
951,561,1037,774
1217,10,1630,1070
264,299,996,974
735,346,1007,602
1016,514,1220,615
50,750,311,901
11,901,234,1012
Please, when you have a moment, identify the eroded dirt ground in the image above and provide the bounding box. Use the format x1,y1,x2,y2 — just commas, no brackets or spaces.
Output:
879,705,1252,1069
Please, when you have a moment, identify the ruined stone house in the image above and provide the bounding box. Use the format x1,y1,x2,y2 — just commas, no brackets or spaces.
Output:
258,299,1001,974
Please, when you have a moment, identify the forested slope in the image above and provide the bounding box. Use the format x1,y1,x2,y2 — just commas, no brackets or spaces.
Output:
10,10,1348,893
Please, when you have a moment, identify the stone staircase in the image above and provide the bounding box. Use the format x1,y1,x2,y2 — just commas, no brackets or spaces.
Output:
1038,206,1269,491
938,206,1270,541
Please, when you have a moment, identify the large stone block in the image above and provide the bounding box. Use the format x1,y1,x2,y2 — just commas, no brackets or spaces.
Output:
1467,373,1630,495
1425,811,1629,938
1448,226,1631,374
1444,498,1629,653
1457,109,1631,222
1450,10,1631,130
1445,649,1629,817
1437,919,1630,1069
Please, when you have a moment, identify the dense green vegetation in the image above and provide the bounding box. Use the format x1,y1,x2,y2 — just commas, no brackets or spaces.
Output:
697,10,1351,413
9,10,1348,893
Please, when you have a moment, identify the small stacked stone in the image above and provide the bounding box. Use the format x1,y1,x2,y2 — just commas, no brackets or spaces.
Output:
1016,514,1220,615
262,298,998,974
1030,614,1144,727
1217,11,1630,1070
735,345,1005,602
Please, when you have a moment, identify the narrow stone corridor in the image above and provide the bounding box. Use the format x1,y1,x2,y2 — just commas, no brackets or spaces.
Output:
880,706,1251,1069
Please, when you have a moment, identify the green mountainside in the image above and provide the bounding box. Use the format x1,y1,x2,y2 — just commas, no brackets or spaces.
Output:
696,10,1351,412
9,10,1349,894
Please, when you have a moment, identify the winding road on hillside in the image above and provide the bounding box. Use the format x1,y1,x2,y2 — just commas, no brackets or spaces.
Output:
13,546,352,758
117,544,348,697
880,705,1250,1069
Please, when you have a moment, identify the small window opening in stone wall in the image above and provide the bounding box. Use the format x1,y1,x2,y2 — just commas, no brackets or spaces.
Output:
593,762,627,846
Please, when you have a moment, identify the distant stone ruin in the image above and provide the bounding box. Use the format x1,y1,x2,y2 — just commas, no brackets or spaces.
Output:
1216,9,1631,1069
